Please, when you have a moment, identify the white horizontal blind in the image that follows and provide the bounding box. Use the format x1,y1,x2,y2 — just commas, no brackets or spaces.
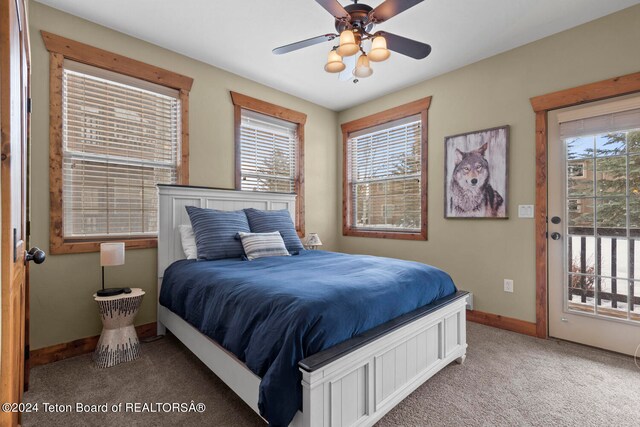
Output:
348,115,422,231
62,61,180,239
239,109,297,193
560,108,640,139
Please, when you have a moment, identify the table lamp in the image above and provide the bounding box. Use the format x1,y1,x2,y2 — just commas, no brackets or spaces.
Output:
305,233,323,250
97,242,127,297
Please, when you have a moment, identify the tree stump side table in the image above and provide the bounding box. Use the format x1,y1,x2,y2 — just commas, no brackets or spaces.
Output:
93,288,145,368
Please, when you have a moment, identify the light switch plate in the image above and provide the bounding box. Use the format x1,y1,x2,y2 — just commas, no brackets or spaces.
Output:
518,205,534,218
504,279,514,293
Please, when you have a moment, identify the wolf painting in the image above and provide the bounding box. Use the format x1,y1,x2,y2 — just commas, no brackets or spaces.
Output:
445,126,508,218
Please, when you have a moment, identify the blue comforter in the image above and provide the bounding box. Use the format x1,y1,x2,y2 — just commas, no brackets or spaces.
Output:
159,250,456,426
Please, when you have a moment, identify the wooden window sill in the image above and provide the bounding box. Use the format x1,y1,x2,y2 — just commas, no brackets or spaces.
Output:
343,228,427,241
50,237,157,255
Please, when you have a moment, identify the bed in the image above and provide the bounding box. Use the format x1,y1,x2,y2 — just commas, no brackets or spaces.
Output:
157,184,469,427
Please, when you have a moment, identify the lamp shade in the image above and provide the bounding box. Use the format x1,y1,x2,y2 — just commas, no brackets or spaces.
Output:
324,50,346,73
369,36,390,62
100,242,125,266
306,233,323,247
353,54,373,78
336,30,359,57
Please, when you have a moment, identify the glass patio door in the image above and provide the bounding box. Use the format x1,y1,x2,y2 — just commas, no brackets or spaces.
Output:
548,96,640,356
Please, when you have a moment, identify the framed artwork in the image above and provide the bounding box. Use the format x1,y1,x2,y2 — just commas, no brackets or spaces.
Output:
445,125,509,218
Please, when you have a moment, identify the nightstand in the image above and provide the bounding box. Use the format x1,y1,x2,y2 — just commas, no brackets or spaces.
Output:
93,288,145,368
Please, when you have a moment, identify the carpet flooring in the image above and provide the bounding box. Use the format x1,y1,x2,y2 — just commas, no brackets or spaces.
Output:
23,322,640,426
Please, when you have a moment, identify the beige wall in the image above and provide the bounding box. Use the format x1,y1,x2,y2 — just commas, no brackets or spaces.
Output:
28,1,640,350
28,1,338,349
337,5,640,323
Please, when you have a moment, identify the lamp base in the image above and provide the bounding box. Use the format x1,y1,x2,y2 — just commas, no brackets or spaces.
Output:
96,287,126,297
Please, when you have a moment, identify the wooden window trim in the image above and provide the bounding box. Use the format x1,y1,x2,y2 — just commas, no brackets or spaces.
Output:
529,70,640,339
43,32,194,254
230,91,306,237
341,97,431,240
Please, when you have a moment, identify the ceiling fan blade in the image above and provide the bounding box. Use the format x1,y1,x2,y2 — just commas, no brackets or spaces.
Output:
273,34,337,55
339,54,357,81
370,0,424,24
315,0,350,20
377,31,431,59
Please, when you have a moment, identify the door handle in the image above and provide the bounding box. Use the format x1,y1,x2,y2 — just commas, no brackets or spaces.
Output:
25,247,46,265
550,232,561,241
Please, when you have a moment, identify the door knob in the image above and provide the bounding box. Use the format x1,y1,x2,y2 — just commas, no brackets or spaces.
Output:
25,247,46,264
550,232,561,241
551,216,561,224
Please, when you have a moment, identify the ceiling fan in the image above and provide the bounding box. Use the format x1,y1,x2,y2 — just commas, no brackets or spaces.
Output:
273,0,431,81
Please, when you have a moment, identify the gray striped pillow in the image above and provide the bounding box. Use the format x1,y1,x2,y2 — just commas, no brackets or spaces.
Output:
238,231,290,261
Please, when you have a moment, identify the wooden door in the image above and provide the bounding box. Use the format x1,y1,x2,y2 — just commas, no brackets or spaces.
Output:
1,0,30,425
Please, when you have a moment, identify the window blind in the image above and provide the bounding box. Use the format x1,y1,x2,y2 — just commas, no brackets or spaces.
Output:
348,114,422,231
239,109,297,193
62,61,180,239
560,107,640,139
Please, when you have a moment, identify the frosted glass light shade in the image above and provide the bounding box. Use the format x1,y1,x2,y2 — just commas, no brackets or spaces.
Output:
353,54,373,78
336,30,359,57
369,36,390,62
100,242,125,266
324,50,346,73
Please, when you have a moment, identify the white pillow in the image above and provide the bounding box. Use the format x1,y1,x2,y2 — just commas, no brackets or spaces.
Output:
238,231,290,261
178,224,197,260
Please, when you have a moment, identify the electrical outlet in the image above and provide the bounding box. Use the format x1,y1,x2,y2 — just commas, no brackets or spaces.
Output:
504,279,514,293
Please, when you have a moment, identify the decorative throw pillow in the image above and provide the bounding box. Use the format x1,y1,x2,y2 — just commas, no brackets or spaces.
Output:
178,224,197,260
244,208,304,253
185,206,250,260
238,231,290,261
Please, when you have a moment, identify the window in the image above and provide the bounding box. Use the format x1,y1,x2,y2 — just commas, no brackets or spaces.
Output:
568,199,583,213
231,92,306,235
559,101,640,322
238,109,297,193
568,163,585,178
44,32,192,254
62,61,180,239
342,98,430,240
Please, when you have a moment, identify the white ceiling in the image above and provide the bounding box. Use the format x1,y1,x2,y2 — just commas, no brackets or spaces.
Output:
36,0,639,111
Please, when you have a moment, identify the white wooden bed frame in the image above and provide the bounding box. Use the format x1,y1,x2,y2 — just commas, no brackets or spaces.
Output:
157,185,468,427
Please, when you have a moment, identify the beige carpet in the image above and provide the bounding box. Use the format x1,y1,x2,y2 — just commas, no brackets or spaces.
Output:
23,322,640,427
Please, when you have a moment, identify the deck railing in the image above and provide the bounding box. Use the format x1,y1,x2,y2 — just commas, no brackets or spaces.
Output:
567,227,639,318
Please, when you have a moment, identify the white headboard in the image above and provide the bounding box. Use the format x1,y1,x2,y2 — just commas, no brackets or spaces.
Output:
157,185,297,278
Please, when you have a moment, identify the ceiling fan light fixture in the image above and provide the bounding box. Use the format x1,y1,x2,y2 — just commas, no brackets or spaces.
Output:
336,29,359,57
324,49,346,73
272,0,432,80
368,36,391,62
353,53,373,78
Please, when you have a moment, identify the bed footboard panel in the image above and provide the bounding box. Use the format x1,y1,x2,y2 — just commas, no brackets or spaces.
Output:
295,296,467,427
